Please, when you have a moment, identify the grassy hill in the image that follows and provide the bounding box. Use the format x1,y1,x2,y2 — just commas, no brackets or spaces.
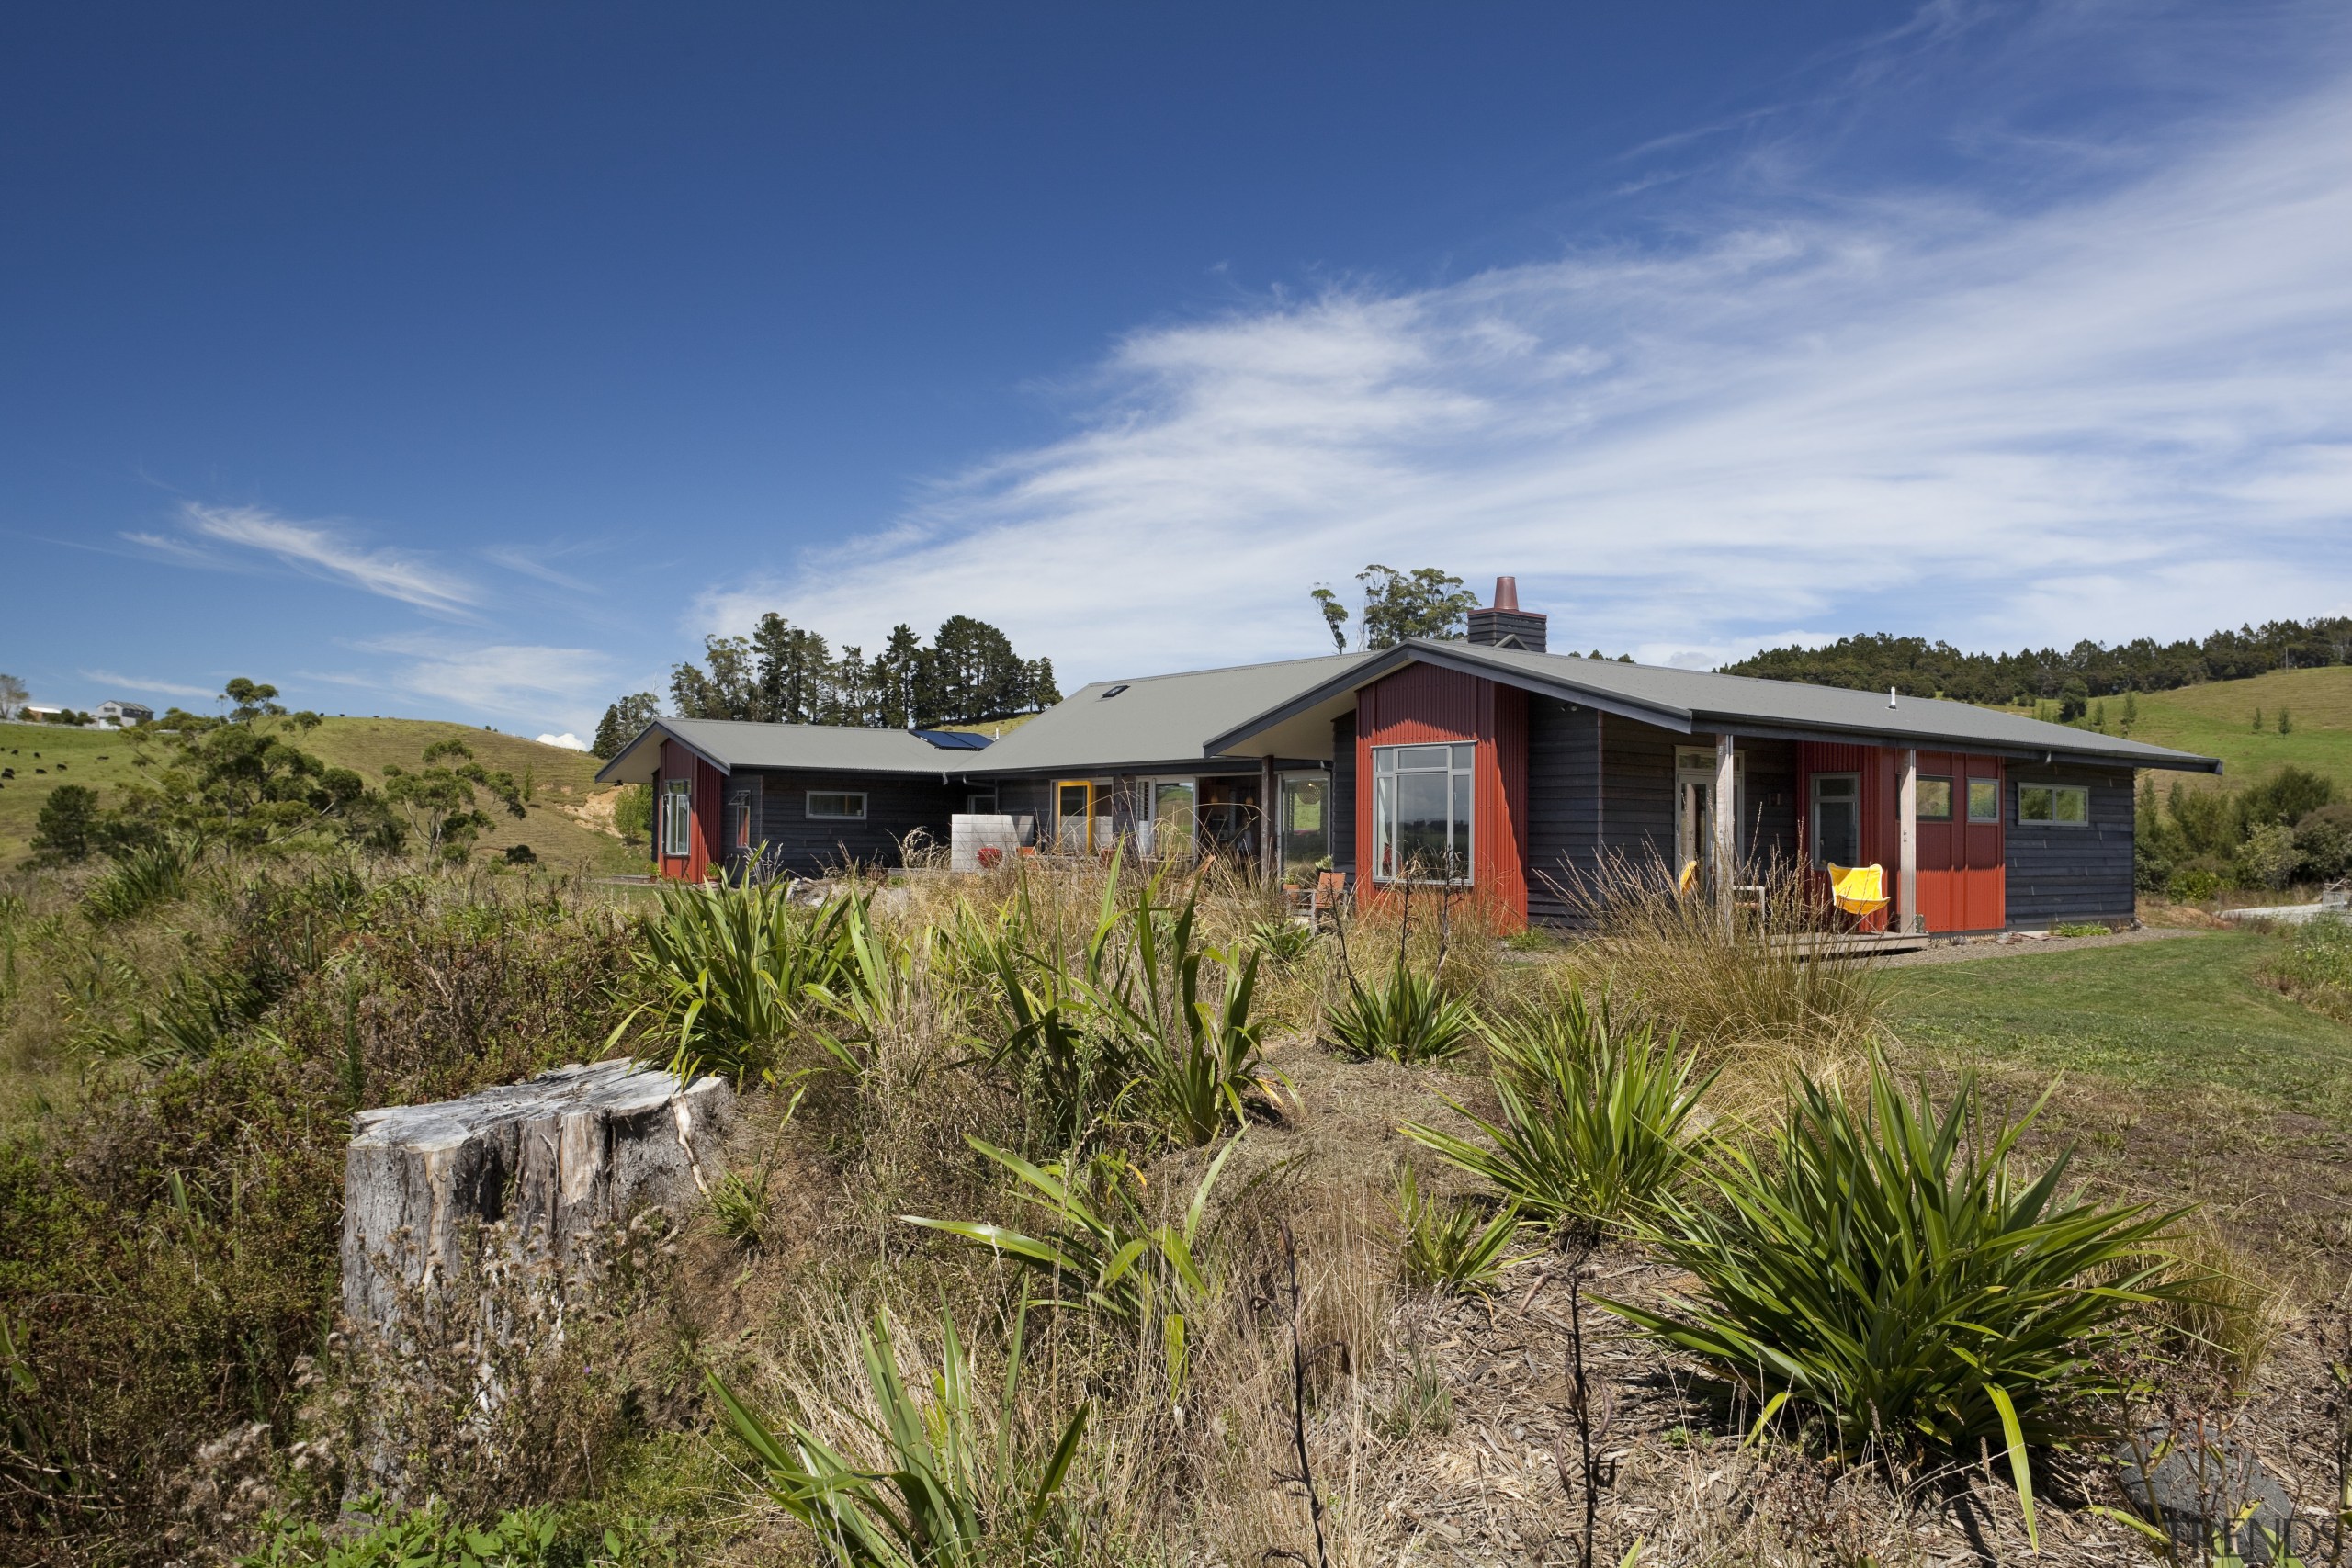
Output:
1976,664,2352,797
0,716,642,872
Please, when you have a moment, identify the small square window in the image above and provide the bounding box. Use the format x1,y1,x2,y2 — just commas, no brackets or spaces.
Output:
1917,777,1953,819
807,791,867,821
1967,780,2000,823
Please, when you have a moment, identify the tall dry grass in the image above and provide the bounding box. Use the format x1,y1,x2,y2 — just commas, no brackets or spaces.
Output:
1544,852,1887,1107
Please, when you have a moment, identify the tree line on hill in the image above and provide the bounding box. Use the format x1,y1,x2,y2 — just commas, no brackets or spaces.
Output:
593,613,1060,757
1721,616,2352,707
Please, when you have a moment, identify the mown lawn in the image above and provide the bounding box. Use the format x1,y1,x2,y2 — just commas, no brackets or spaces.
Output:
1882,931,2352,1122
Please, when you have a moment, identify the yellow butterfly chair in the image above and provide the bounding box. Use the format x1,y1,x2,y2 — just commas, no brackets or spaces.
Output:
1826,863,1888,919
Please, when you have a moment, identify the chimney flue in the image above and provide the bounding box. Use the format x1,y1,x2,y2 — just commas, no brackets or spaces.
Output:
1465,574,1547,654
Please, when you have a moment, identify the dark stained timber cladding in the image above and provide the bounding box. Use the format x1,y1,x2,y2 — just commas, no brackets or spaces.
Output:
1330,714,1357,876
749,768,964,875
1527,697,1601,922
1742,738,1801,872
1601,716,1679,863
2004,764,2136,926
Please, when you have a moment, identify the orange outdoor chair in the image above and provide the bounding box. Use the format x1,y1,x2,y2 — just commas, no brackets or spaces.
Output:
1826,863,1888,919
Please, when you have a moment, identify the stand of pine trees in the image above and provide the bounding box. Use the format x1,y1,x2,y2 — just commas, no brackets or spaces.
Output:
593,614,1059,757
1721,617,2352,705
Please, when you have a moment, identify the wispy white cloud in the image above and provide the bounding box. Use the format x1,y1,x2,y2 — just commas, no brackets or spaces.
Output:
484,544,604,595
130,502,481,616
706,32,2352,682
328,635,620,734
77,670,217,700
535,732,589,751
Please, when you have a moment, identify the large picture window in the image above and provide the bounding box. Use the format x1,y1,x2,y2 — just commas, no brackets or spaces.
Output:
1371,743,1474,882
661,778,693,858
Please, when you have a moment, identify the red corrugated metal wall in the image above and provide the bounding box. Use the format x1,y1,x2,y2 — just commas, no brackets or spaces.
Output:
1798,742,2005,931
657,739,725,881
1354,665,1529,926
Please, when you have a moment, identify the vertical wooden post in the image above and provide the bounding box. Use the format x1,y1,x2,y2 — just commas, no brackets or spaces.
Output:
1713,732,1736,934
1899,749,1919,934
1261,754,1279,886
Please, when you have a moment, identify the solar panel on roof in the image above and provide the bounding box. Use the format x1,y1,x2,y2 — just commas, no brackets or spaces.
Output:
910,729,993,750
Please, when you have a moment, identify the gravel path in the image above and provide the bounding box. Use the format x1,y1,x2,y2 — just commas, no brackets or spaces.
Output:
1878,924,2203,967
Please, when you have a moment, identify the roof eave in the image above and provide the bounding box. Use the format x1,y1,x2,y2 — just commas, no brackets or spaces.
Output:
591,721,732,785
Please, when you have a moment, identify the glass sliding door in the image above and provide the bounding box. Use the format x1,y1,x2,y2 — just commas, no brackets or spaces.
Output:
1149,779,1195,860
1279,773,1328,886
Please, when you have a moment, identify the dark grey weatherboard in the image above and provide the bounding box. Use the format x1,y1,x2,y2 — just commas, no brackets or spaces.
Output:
1523,705,1803,927
743,768,965,875
1329,714,1357,874
1526,698,1601,922
2003,764,2137,927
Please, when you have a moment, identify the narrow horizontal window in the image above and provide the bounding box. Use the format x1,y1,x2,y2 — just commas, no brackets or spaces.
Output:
807,791,867,821
2018,784,2088,825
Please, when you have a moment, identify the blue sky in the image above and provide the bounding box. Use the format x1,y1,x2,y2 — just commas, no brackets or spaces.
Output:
6,2,2349,741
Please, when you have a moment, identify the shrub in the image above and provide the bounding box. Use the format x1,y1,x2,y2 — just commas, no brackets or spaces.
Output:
239,1495,560,1566
1389,1162,1530,1294
904,1135,1232,1401
1087,886,1269,1145
2292,803,2352,885
1324,959,1476,1065
609,876,855,1084
2233,823,2298,891
29,784,100,863
83,840,193,925
1402,988,1713,1237
2241,765,2330,828
709,1303,1089,1568
2266,914,2352,1024
1600,1063,2188,1543
1249,918,1317,966
2170,865,2223,902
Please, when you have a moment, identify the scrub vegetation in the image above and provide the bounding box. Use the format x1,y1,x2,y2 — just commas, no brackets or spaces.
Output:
2,837,2347,1567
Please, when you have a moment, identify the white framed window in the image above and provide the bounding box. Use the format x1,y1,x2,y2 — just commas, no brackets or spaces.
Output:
1810,773,1860,868
2018,783,2089,825
1371,742,1474,883
807,790,867,821
661,778,693,858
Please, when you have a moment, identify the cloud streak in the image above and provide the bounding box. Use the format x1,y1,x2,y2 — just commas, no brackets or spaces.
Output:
713,33,2352,680
76,670,218,700
132,502,481,616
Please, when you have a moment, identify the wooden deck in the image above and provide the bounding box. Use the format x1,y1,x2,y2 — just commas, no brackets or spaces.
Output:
1767,929,1937,961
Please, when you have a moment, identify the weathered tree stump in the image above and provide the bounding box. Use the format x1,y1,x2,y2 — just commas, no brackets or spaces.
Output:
341,1060,732,1335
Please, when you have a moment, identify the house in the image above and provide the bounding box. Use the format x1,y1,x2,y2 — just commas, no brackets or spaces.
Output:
95,700,153,726
597,580,2222,933
594,720,996,880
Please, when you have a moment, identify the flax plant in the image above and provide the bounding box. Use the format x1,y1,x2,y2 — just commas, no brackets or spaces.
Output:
1600,1062,2191,1548
1403,988,1713,1236
606,873,855,1084
709,1301,1089,1568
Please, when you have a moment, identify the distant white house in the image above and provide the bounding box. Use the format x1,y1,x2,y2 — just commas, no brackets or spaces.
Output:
95,700,154,725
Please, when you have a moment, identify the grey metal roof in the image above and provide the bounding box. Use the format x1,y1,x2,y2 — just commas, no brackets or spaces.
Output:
965,652,1375,776
593,718,991,784
1204,639,2223,773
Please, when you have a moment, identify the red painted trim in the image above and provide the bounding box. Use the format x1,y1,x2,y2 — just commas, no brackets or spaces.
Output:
1352,664,1529,928
1797,742,2005,932
656,739,727,882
